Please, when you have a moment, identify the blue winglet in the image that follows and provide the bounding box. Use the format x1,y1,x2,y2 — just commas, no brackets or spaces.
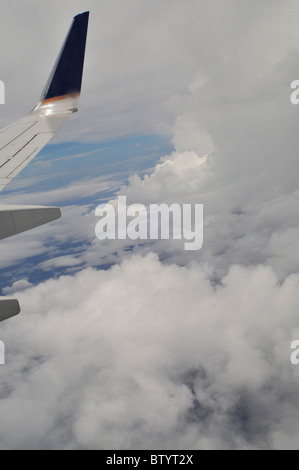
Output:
41,11,89,103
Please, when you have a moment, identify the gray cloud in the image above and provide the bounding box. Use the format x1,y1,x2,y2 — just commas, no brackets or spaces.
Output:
1,0,298,144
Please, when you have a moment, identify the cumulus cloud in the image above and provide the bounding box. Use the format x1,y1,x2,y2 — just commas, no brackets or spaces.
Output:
0,254,298,450
79,144,299,280
2,280,33,296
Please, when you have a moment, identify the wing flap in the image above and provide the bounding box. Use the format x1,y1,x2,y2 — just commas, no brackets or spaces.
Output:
0,297,20,322
0,204,61,240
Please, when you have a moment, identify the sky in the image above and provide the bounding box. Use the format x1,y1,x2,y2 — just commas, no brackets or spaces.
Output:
0,0,299,450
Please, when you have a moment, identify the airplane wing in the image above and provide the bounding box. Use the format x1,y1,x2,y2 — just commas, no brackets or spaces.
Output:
0,12,89,322
0,11,89,191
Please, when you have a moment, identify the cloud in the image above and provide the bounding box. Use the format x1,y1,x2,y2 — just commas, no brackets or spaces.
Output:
2,279,33,295
1,176,114,206
0,254,298,449
1,0,299,143
40,256,83,271
2,138,299,282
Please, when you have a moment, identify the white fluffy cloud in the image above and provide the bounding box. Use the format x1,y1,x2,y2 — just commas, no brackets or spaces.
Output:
0,254,298,450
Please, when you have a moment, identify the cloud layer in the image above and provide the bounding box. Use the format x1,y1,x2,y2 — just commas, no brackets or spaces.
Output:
0,254,298,450
1,0,299,144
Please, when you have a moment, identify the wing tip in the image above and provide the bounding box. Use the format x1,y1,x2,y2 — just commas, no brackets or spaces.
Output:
39,11,89,104
74,11,90,19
